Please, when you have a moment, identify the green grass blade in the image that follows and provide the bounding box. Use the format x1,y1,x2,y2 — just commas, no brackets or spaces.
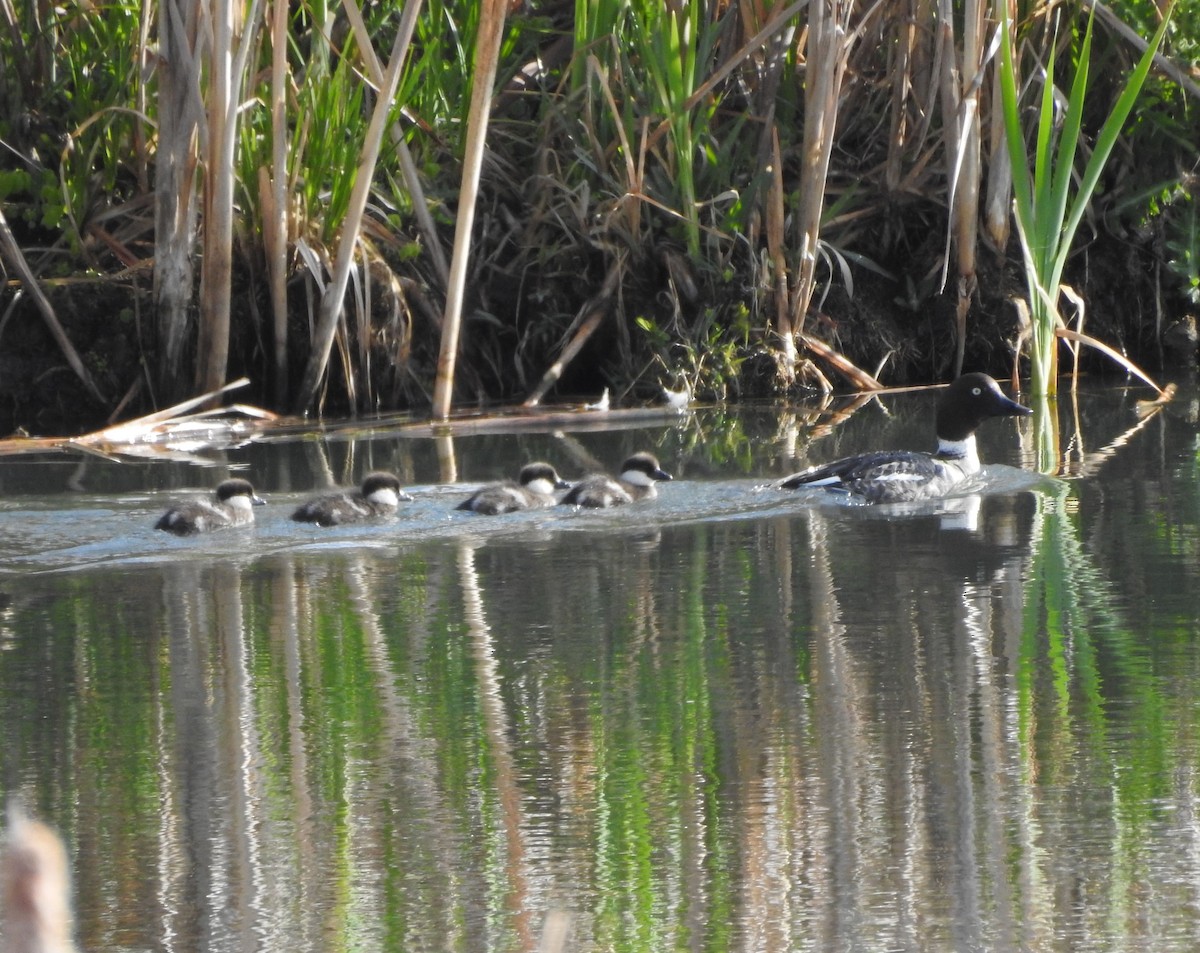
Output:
999,14,1033,225
1032,41,1058,239
1046,11,1094,273
1054,7,1175,283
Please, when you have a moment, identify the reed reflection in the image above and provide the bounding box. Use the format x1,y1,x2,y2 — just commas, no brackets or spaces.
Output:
456,541,536,951
780,498,1037,950
5,438,1200,951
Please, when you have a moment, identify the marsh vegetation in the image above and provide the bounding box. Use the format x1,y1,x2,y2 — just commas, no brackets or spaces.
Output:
0,0,1197,432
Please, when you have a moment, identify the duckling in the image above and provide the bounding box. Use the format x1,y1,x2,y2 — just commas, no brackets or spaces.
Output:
292,471,411,526
154,478,264,535
560,452,672,508
457,462,570,515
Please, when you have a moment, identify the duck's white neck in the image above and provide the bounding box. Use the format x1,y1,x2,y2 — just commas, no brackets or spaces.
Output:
935,435,980,474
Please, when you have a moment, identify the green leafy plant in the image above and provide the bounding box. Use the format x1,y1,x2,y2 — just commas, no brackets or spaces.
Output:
1163,185,1200,306
998,6,1173,397
636,302,750,402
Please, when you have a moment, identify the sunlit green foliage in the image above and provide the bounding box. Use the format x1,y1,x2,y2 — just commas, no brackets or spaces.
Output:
0,0,145,252
998,7,1173,396
1,0,1199,420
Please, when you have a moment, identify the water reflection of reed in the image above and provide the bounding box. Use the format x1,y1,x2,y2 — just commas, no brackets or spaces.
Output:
442,496,1200,950
7,468,1200,950
456,541,536,950
336,553,473,950
796,500,1045,949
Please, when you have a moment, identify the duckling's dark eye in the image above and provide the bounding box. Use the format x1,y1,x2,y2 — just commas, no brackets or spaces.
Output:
972,387,981,395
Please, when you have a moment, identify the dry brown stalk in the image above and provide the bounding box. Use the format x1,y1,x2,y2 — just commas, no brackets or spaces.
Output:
936,0,989,377
786,0,888,331
523,257,623,407
589,53,643,241
788,0,853,339
154,0,203,404
265,0,289,407
198,0,265,400
984,0,1015,253
341,0,450,291
0,206,107,405
432,0,509,419
294,0,424,415
766,125,796,378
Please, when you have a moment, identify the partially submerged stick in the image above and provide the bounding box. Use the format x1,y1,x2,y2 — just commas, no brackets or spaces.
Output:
0,378,272,457
799,333,884,391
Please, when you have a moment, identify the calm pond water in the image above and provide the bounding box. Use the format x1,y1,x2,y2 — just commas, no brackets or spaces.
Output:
2,380,1200,952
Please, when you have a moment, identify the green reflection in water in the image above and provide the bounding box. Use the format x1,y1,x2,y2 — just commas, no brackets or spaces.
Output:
1019,474,1197,945
5,425,1200,952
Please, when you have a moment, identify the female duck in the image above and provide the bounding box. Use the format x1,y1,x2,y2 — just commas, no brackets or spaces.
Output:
777,372,1031,504
292,471,411,526
561,452,672,508
155,477,265,535
457,462,570,515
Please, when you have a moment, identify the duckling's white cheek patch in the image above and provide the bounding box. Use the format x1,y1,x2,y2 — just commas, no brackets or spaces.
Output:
368,489,400,508
622,471,655,487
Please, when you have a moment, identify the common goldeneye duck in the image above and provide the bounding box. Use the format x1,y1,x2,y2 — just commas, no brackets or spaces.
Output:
561,451,673,508
457,461,570,514
292,471,411,526
155,477,265,535
777,372,1031,504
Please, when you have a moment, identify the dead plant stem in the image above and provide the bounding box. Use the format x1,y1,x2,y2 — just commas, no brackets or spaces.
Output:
432,0,508,419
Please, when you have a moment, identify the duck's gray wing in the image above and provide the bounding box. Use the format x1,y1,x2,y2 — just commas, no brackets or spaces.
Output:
780,451,939,503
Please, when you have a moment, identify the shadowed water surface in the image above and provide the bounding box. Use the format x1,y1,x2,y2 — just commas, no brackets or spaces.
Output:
2,383,1200,952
